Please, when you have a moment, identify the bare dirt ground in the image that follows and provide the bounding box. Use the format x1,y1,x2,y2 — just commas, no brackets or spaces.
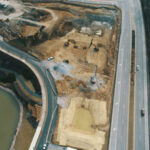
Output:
14,78,42,103
21,76,35,93
29,3,121,150
21,25,40,37
54,97,107,150
0,1,121,150
14,109,35,150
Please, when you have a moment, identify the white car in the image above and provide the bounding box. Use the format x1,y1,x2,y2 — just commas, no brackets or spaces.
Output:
42,143,47,149
48,57,54,61
136,65,140,71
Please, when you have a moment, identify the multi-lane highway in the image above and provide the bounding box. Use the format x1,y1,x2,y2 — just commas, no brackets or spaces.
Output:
70,1,131,150
130,0,149,149
70,0,149,150
63,1,131,150
0,0,149,150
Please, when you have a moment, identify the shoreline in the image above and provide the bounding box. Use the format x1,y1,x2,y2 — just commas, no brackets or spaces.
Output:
0,85,23,150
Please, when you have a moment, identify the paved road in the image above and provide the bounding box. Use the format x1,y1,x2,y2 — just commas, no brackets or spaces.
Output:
0,0,149,150
107,1,131,150
66,1,131,150
0,41,58,150
0,1,132,150
64,1,131,150
130,0,149,149
73,0,148,150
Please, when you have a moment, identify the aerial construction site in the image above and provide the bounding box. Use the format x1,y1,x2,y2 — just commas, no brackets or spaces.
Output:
0,0,121,150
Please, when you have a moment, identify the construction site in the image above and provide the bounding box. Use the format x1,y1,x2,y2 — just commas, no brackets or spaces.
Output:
0,1,121,150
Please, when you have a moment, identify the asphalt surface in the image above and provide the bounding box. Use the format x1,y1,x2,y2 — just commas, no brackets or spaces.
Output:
108,1,131,150
0,0,149,149
0,1,132,150
130,0,149,149
59,1,132,150
0,41,58,150
73,0,148,150
65,1,131,150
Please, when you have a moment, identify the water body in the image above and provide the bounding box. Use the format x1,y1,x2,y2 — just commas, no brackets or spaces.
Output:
0,88,19,150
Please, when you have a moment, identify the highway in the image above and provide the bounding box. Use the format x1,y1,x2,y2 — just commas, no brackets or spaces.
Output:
130,0,149,149
0,1,131,150
64,1,131,150
0,0,149,150
69,0,149,150
71,0,132,150
106,1,131,150
0,41,58,150
108,0,149,149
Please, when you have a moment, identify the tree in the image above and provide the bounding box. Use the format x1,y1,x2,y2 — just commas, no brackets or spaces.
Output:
6,73,16,83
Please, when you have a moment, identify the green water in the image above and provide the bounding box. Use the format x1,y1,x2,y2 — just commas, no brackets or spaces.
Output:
0,89,20,150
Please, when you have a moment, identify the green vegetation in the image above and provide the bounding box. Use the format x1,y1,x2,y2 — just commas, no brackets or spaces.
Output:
0,71,16,83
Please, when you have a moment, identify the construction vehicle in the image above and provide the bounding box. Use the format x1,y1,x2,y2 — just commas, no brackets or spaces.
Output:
90,65,97,84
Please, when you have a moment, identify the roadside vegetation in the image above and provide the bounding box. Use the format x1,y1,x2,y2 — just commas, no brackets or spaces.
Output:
0,71,16,83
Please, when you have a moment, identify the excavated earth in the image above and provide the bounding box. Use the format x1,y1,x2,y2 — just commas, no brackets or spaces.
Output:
0,2,121,150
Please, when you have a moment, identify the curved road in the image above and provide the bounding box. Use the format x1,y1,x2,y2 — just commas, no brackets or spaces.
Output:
0,41,58,150
0,0,149,150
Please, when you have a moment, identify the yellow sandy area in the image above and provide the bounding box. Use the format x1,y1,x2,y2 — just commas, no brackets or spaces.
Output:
54,97,107,150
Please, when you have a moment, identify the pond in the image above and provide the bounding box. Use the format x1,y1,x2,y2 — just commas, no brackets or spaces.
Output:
0,88,19,150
